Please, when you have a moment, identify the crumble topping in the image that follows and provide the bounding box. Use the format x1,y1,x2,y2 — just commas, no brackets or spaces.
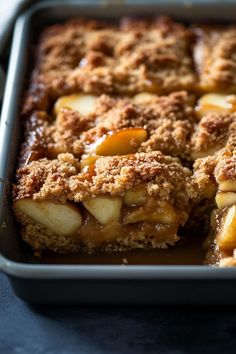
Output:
21,91,197,164
194,25,236,92
191,112,236,156
214,149,236,183
69,91,196,160
22,17,196,114
13,153,80,202
14,151,198,207
193,154,217,191
193,148,236,191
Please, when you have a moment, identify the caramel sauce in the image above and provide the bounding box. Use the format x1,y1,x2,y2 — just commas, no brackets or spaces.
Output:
40,230,205,265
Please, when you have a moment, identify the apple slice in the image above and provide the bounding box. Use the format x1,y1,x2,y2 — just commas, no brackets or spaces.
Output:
95,128,148,156
14,199,82,236
133,92,156,103
196,93,236,118
219,257,236,267
124,201,179,224
54,93,97,115
83,197,122,225
215,192,236,208
80,155,98,170
217,205,236,250
124,186,147,206
219,180,236,192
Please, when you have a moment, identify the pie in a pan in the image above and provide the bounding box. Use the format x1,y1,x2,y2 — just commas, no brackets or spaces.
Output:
13,17,236,265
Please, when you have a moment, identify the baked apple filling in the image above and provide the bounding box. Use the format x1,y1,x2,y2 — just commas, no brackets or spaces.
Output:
215,192,236,209
214,178,236,251
216,206,236,251
14,199,82,236
14,189,187,252
13,193,188,252
54,93,97,116
214,174,236,260
54,91,158,116
207,205,236,267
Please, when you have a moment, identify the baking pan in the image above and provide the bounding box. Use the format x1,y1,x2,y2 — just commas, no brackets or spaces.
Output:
1,0,236,304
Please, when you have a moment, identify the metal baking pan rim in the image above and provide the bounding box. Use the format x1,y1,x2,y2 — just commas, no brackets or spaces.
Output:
21,0,236,16
2,0,236,279
1,254,236,279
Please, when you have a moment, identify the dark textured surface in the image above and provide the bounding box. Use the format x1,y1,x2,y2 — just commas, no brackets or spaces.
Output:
1,273,236,353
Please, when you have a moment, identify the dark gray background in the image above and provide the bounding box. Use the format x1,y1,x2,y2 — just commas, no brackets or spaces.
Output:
1,272,236,354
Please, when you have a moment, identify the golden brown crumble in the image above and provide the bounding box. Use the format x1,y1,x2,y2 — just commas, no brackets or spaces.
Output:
193,154,217,193
193,147,236,195
14,153,81,202
191,112,236,157
214,149,236,183
14,151,198,206
22,17,196,115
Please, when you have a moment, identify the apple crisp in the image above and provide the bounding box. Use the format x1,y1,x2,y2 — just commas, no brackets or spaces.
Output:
13,17,236,264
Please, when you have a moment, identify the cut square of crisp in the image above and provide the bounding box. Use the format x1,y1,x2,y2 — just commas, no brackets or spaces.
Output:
22,17,196,115
20,91,197,165
13,152,198,254
193,25,236,93
191,111,236,159
194,149,236,266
